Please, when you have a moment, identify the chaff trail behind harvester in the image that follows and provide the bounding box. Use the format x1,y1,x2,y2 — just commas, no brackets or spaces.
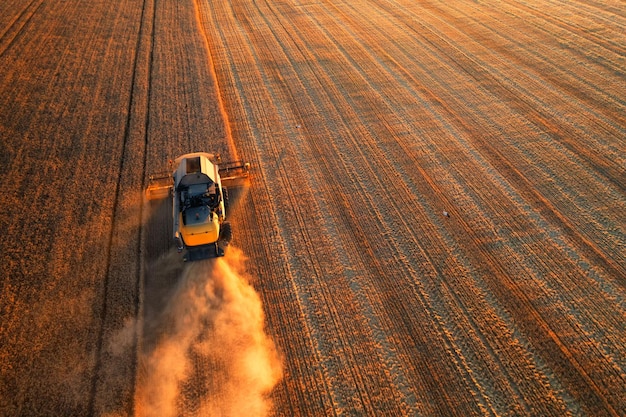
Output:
146,152,250,261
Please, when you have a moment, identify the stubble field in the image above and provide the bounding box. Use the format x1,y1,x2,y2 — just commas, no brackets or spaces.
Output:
1,0,624,416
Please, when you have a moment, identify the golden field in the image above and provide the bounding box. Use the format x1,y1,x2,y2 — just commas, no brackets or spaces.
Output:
1,0,624,415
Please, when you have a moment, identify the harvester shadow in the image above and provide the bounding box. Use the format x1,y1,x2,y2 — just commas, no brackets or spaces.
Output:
142,195,185,353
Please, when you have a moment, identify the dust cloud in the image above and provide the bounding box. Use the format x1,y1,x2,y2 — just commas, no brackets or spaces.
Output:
135,248,282,417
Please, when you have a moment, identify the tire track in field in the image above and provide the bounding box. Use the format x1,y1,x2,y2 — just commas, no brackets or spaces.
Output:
0,0,44,57
87,0,156,413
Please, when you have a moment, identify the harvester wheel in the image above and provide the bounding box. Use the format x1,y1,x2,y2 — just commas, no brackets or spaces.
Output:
218,221,232,247
222,187,230,209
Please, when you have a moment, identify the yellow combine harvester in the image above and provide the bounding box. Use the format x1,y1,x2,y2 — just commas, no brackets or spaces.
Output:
146,152,250,261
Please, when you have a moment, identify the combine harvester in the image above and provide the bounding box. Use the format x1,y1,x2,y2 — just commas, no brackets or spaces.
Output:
146,152,250,261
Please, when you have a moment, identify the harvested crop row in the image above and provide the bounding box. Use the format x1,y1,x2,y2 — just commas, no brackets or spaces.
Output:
2,0,623,415
0,0,147,415
198,0,625,415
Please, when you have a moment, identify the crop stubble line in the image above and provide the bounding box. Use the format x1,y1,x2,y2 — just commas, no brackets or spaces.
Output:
234,4,358,413
292,2,564,412
198,2,340,414
514,0,626,56
222,0,532,412
380,0,620,410
199,0,620,412
322,0,616,412
399,1,626,302
239,2,498,412
86,0,155,413
251,1,438,412
384,0,626,202
435,0,625,130
348,0,620,294
302,0,616,412
358,0,620,412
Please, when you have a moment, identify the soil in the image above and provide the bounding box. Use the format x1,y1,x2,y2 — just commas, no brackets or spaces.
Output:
1,0,624,416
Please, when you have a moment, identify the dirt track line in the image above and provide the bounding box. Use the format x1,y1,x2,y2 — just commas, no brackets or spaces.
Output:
128,0,157,413
0,0,44,57
86,0,155,414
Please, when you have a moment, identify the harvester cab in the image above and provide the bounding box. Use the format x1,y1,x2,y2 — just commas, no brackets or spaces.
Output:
146,152,250,261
